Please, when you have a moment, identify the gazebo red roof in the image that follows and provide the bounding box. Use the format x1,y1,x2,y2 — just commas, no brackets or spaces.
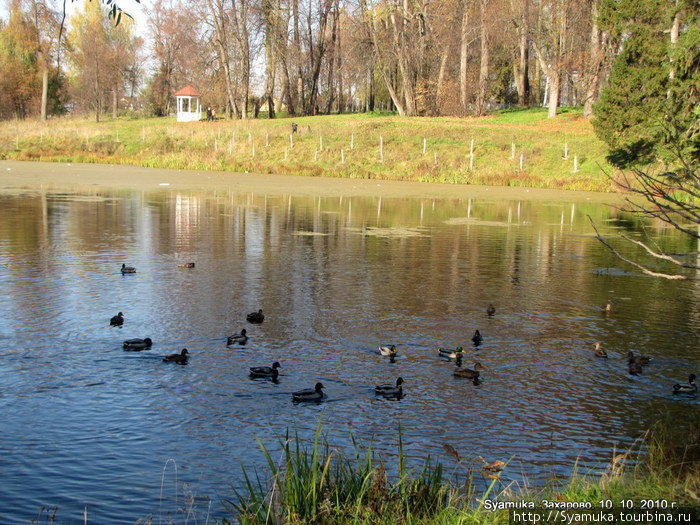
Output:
174,85,201,97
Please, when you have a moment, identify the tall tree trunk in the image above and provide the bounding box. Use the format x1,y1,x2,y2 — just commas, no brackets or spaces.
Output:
390,1,417,115
459,0,470,114
261,0,277,118
112,85,118,118
476,0,489,115
547,70,560,118
325,0,339,114
206,0,237,118
435,44,450,113
514,0,530,106
336,13,344,114
292,0,303,111
40,65,48,121
669,6,679,80
549,0,567,118
230,0,251,119
360,0,406,115
583,0,601,118
533,0,567,118
304,0,331,115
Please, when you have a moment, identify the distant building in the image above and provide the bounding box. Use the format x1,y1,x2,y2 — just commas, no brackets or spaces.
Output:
174,85,201,122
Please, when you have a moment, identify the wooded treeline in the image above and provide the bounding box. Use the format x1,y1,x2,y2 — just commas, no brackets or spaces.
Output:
0,0,695,121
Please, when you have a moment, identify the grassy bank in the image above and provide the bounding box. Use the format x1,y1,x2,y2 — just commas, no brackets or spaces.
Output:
0,108,613,192
225,415,699,524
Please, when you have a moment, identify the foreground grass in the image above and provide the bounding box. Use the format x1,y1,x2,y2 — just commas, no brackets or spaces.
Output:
0,109,613,192
224,415,699,524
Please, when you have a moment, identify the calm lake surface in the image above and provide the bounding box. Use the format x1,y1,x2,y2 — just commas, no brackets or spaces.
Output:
0,173,698,523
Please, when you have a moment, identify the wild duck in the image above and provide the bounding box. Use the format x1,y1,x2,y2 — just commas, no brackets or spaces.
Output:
292,382,324,402
600,303,613,313
123,337,152,350
486,304,496,316
163,348,189,364
472,330,483,346
454,362,483,379
110,312,124,326
438,346,463,360
627,351,651,365
178,262,195,268
121,263,136,274
594,342,608,358
227,329,248,345
628,361,643,375
673,374,697,394
375,377,404,397
378,345,397,357
247,309,264,323
250,361,281,379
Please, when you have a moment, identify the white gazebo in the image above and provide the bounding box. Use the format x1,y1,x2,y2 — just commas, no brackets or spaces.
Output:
174,85,202,122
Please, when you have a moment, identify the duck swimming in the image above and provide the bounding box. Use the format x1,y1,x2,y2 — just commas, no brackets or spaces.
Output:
594,342,608,358
123,337,152,350
438,347,463,360
178,262,195,268
163,348,189,364
227,329,248,345
375,377,404,397
454,362,483,379
628,361,643,375
627,351,651,365
292,382,324,402
673,374,697,394
247,309,264,323
600,303,612,313
110,312,124,326
378,345,398,358
121,264,136,274
486,304,496,316
472,330,483,346
250,361,281,379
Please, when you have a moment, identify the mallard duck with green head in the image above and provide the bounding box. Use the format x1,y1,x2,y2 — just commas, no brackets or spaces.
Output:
438,346,463,360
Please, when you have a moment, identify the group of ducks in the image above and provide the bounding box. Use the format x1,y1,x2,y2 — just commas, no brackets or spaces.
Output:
116,263,697,398
226,314,406,401
591,303,696,394
593,341,697,394
110,311,190,363
373,315,492,396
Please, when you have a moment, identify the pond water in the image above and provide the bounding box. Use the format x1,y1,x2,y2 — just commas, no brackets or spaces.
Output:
0,177,698,523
